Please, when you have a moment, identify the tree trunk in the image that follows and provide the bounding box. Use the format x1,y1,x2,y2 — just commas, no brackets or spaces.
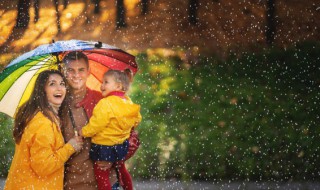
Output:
34,0,39,23
83,0,91,24
266,0,276,45
116,0,127,28
53,0,61,33
188,0,199,25
141,0,148,15
15,0,31,28
94,0,100,14
63,0,69,9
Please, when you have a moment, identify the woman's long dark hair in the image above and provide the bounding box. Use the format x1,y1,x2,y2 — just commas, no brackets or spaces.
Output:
13,70,69,144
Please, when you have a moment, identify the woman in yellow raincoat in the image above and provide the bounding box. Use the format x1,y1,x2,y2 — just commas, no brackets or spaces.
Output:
4,70,83,190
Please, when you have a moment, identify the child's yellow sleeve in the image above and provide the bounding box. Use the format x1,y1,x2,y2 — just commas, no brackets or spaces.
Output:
82,99,111,137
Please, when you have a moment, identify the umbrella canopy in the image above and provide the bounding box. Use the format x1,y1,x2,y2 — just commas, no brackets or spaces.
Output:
0,39,138,118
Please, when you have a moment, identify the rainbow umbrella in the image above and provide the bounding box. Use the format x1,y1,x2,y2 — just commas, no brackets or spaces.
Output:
0,39,138,118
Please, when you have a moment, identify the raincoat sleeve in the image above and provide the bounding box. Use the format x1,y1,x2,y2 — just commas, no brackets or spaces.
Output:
82,99,111,137
134,112,142,128
29,119,75,177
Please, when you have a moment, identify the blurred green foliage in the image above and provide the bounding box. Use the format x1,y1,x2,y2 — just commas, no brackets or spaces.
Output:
0,113,14,177
128,41,320,181
1,41,319,181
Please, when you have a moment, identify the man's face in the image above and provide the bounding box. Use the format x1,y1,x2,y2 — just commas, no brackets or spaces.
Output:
64,59,90,91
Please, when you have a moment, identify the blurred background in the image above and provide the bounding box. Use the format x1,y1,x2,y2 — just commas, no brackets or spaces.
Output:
0,0,319,187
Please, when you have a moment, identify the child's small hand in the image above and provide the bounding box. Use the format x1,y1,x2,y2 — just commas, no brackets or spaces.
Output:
75,127,83,137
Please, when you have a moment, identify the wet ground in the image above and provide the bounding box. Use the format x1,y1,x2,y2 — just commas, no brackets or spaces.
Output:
1,178,320,190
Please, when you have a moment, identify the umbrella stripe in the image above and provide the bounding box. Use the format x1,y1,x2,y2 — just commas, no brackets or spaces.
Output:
0,55,49,82
84,49,138,71
19,62,58,109
89,60,109,83
87,75,102,92
87,49,135,62
0,57,53,117
0,56,49,101
90,55,136,72
84,50,137,75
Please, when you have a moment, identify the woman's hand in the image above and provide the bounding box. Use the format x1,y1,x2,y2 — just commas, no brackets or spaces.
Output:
68,136,83,152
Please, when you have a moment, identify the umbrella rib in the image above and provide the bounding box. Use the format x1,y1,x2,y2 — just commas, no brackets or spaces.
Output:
23,62,52,72
81,52,109,82
13,55,56,73
24,62,51,67
90,69,103,83
27,65,50,72
90,72,103,83
83,51,137,82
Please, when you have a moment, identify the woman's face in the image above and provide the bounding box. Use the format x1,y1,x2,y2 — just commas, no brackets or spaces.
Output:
45,74,66,106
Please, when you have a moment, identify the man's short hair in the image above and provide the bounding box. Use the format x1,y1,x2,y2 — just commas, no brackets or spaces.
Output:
62,51,89,68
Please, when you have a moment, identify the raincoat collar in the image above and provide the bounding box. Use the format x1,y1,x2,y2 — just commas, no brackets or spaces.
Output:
107,91,126,99
75,87,97,108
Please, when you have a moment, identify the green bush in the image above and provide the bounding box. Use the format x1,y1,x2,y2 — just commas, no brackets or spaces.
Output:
128,41,320,181
0,113,14,177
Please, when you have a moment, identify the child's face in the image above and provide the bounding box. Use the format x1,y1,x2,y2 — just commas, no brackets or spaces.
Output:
100,75,122,97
